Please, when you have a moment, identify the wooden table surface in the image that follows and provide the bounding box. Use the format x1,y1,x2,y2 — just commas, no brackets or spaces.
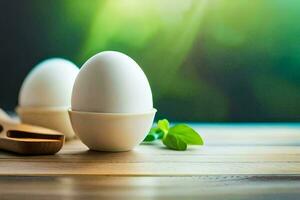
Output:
0,124,300,199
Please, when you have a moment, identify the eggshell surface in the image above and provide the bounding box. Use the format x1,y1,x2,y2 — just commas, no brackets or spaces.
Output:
19,58,79,107
71,51,153,113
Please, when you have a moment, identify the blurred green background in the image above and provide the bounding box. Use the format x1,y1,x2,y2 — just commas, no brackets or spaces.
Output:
0,0,299,122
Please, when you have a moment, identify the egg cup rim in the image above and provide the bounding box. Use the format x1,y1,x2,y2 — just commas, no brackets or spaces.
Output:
16,106,70,112
68,108,157,116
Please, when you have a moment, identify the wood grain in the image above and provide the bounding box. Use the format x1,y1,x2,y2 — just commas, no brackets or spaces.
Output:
0,124,299,176
0,124,300,199
0,175,299,200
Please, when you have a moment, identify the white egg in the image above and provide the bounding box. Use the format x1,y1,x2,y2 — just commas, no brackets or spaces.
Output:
71,51,153,113
19,58,79,108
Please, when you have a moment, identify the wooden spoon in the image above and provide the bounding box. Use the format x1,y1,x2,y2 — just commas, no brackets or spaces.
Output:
0,109,64,155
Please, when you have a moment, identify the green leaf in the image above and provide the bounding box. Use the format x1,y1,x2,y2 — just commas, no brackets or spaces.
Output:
149,127,160,134
144,133,156,142
168,124,203,145
143,120,204,151
156,130,164,139
157,119,169,134
163,134,187,151
143,127,164,142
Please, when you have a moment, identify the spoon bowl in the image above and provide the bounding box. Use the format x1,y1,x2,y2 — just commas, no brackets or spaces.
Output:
0,109,65,155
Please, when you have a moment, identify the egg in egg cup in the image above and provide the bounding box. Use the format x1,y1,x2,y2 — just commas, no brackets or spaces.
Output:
68,51,156,151
16,58,79,140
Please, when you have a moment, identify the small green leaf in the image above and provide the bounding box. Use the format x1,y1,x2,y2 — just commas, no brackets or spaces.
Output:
143,119,204,151
163,134,187,151
157,119,169,134
143,127,164,142
168,124,203,145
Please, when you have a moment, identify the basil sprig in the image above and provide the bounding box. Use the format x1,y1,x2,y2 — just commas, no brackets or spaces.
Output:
143,119,204,151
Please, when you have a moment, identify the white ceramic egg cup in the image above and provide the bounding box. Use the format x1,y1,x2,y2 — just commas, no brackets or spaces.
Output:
68,109,156,152
16,106,75,140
